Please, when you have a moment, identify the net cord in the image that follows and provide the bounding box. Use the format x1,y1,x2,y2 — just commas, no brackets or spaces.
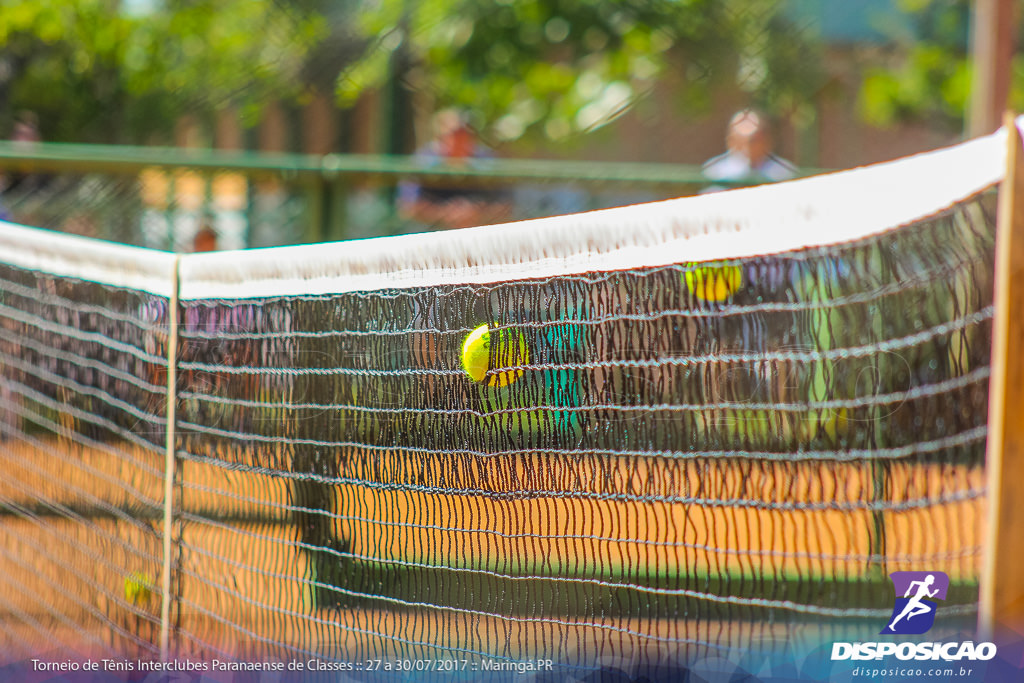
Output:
0,223,176,296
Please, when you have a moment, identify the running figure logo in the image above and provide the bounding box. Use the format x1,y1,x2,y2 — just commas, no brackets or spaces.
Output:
881,571,950,635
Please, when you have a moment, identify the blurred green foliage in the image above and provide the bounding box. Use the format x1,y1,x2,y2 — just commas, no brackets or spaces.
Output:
0,0,821,146
0,0,326,142
340,0,823,145
857,0,973,131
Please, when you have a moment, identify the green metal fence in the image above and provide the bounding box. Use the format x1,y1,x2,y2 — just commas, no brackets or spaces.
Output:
0,141,822,249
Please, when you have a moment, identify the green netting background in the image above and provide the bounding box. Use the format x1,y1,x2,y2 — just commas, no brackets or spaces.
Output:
0,186,997,676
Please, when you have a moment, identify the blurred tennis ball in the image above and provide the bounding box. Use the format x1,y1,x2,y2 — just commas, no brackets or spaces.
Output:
124,571,154,605
461,323,529,387
684,263,743,302
801,408,849,442
821,408,849,440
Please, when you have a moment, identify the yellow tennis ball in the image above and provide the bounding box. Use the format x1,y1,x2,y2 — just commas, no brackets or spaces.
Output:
124,571,154,605
821,407,849,441
800,408,849,442
461,323,529,387
684,263,743,302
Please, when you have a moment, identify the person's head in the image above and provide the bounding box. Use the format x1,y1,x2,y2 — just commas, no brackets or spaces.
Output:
192,224,218,253
726,110,772,167
434,109,476,159
12,111,40,144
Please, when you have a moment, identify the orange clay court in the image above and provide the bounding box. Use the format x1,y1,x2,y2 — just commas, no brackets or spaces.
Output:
0,436,984,661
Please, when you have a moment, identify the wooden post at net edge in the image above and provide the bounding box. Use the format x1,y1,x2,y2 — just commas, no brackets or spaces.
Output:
980,112,1024,640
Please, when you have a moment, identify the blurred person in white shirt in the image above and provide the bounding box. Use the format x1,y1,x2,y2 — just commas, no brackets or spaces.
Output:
702,109,797,192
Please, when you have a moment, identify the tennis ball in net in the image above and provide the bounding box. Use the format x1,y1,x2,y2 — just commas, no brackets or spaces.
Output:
124,571,154,605
461,323,529,387
801,407,849,442
684,263,743,302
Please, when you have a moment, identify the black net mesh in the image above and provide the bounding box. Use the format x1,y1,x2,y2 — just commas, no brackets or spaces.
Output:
0,260,169,661
0,165,999,677
170,193,994,669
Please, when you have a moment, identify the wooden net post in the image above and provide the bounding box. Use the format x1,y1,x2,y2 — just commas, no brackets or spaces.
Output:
980,113,1024,639
159,255,180,660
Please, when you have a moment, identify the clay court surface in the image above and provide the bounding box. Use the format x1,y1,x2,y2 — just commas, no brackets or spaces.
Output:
0,436,985,663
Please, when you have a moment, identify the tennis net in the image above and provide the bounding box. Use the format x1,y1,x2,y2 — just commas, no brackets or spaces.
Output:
0,124,1009,676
